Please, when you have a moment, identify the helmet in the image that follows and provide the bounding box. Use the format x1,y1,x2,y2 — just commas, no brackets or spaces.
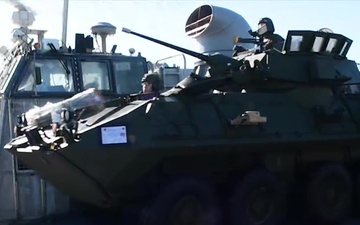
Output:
141,72,161,92
258,17,275,34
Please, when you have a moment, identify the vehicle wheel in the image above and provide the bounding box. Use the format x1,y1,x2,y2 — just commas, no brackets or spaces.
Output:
229,169,285,225
306,164,353,223
143,177,221,225
337,219,360,225
356,168,360,215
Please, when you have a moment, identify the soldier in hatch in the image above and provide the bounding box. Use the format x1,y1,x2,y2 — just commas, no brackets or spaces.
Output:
140,72,161,100
258,17,284,51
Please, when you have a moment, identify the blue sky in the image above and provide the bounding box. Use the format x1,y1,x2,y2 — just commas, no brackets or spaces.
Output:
0,0,359,68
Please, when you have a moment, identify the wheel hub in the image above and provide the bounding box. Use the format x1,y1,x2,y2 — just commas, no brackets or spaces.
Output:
246,187,274,224
170,196,202,225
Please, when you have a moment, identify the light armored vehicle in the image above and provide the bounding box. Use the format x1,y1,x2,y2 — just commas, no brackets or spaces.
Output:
4,4,360,225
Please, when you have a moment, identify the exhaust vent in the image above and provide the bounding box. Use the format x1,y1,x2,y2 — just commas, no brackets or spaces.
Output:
184,4,255,57
185,5,213,37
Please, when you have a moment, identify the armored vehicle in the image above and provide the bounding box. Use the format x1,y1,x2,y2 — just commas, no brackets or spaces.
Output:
4,3,360,225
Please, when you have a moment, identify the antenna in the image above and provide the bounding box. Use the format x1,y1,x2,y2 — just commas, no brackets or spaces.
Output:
91,22,117,53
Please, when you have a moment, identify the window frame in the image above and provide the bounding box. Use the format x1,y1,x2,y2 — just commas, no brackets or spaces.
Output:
10,56,77,98
78,58,115,94
283,30,352,58
112,59,148,95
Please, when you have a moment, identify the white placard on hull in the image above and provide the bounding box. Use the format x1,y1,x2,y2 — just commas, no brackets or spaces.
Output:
101,126,127,144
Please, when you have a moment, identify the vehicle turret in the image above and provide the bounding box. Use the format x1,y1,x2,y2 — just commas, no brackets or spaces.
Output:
123,24,360,94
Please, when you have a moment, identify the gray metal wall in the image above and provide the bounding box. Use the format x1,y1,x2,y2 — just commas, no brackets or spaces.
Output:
179,69,193,80
0,97,69,223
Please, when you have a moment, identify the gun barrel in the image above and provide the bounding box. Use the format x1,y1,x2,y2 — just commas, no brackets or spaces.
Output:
122,27,209,62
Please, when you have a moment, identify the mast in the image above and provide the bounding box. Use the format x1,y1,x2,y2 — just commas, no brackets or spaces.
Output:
61,0,69,48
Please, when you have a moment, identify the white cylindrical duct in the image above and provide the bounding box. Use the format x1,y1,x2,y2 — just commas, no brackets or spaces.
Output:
185,4,255,57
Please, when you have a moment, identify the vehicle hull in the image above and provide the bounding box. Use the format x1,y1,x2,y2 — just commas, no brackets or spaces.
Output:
5,90,360,208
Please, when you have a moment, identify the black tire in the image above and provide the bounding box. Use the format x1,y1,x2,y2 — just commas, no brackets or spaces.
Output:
356,168,360,215
143,177,221,225
306,164,353,223
229,169,285,225
336,219,360,225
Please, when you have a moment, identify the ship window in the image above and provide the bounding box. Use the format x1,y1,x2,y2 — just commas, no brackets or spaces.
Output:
17,59,74,93
289,35,303,51
81,61,110,91
312,36,324,52
113,61,145,94
325,38,337,53
340,41,349,57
